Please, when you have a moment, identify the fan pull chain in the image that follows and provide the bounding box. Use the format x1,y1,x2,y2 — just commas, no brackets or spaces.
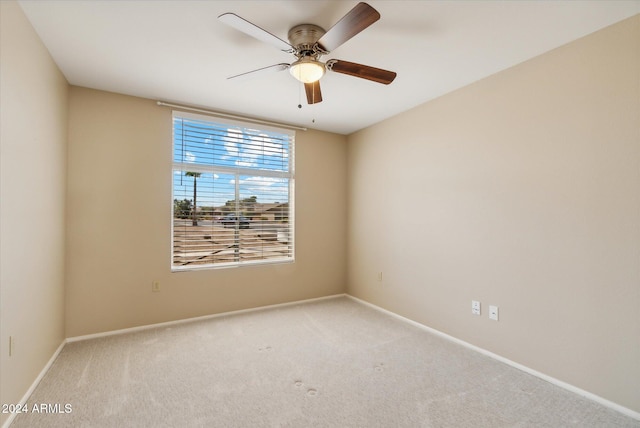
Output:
311,82,316,123
296,82,316,124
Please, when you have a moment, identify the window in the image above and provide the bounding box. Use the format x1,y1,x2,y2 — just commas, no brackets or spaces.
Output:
172,112,294,270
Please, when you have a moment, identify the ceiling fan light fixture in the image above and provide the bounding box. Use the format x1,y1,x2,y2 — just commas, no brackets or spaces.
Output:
289,57,325,83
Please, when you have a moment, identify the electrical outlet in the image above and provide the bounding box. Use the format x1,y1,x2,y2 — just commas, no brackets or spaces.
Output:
489,305,499,321
471,300,481,316
152,281,160,292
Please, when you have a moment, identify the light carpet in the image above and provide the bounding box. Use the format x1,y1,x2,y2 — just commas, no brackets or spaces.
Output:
11,296,639,427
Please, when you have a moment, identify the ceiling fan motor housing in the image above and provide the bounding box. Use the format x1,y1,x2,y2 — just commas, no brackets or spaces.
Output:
288,24,326,58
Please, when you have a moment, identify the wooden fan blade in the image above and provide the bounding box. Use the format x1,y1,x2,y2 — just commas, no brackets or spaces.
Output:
304,81,323,104
317,2,380,52
329,60,396,84
228,63,289,80
218,13,292,52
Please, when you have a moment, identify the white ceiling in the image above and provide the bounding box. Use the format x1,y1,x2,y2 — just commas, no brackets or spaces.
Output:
19,1,640,135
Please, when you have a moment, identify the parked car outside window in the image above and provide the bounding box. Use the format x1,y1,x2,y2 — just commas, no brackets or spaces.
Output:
221,214,250,229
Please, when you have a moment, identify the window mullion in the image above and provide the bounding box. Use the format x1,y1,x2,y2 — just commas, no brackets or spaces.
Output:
234,171,240,263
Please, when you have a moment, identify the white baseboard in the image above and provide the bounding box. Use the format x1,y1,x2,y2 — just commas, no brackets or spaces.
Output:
66,293,347,343
346,294,640,421
2,340,65,428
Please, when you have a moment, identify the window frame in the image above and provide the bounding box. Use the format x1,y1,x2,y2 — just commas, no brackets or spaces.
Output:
171,111,295,271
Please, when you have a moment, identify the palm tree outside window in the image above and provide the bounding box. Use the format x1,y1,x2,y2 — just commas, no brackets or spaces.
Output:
185,171,201,226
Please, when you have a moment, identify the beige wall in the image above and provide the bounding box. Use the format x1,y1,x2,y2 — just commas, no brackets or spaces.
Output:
65,87,347,337
0,1,69,425
347,15,640,412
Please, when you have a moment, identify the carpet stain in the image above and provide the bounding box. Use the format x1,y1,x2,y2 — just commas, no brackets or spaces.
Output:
293,379,318,397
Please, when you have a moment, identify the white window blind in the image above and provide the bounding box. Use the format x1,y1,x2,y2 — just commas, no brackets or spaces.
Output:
172,111,294,270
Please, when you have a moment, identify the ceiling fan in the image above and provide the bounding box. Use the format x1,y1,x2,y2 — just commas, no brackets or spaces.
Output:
218,2,397,105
